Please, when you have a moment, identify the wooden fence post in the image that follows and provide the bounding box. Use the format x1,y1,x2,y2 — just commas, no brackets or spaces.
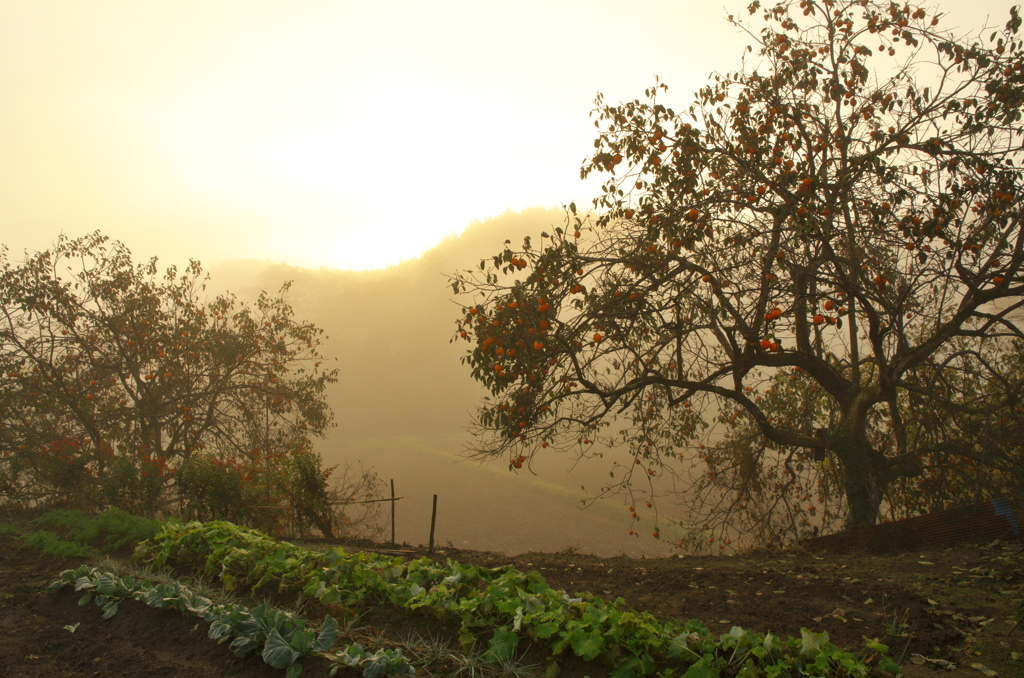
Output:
428,494,438,553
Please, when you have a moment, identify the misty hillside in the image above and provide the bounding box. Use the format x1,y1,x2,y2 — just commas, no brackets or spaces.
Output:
210,206,564,440
208,207,669,556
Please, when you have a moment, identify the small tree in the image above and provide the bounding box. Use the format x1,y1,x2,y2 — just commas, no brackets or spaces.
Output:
452,0,1024,542
175,443,344,537
0,232,338,513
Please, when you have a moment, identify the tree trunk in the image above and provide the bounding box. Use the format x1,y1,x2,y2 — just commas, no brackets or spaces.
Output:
304,507,335,540
833,421,888,529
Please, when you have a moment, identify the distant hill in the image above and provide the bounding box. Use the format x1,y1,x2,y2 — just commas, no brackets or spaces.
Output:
209,206,564,440
206,207,672,556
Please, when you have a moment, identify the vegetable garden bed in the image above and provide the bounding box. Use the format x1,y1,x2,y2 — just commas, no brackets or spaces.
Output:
1,510,1020,677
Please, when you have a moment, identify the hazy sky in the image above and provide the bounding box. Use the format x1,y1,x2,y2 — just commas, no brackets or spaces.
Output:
0,0,1015,270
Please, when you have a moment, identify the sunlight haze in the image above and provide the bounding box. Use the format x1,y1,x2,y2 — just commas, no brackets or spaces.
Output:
2,0,746,269
1,0,1013,269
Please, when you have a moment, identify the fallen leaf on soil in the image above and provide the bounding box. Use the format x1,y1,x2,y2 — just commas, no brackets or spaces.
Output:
910,654,957,670
969,661,997,676
830,610,848,623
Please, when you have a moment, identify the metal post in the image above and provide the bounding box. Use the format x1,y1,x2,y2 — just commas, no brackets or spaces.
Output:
390,479,396,545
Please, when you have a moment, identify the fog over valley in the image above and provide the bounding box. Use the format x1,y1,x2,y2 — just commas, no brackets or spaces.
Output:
210,207,681,557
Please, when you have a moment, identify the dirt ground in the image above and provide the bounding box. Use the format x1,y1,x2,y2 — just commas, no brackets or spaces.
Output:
1,525,1021,678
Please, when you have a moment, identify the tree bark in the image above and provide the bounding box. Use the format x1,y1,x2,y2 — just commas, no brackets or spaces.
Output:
833,421,888,529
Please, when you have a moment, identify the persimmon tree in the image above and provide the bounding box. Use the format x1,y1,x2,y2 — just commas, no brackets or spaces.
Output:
0,232,339,515
452,0,1024,541
689,334,1024,548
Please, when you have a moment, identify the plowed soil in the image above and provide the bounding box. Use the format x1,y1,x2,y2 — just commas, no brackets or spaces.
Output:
1,524,1021,678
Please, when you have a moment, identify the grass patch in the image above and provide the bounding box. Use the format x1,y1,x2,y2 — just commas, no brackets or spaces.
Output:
22,530,95,558
13,508,165,559
0,522,21,536
32,509,163,554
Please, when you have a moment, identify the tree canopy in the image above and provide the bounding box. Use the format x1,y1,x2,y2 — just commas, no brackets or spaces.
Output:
0,232,340,528
452,0,1024,548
